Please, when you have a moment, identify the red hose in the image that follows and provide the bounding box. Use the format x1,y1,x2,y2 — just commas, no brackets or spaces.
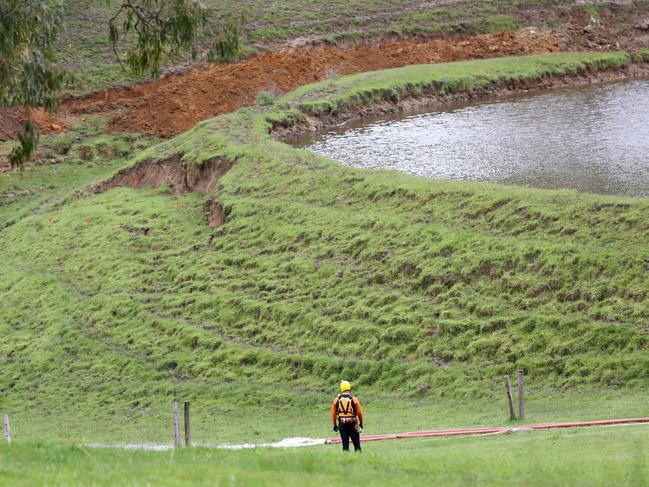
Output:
324,417,649,445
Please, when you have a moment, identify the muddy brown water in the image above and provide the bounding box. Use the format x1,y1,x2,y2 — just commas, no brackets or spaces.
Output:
291,81,649,198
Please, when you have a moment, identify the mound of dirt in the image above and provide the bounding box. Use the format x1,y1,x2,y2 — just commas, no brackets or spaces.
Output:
97,155,233,195
62,29,563,139
0,108,66,142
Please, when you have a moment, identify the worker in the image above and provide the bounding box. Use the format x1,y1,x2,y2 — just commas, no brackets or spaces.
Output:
331,380,364,452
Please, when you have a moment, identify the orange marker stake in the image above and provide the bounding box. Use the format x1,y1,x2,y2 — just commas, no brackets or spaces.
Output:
220,119,225,126
256,133,261,141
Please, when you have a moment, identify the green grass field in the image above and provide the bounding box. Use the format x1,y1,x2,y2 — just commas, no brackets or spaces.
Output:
2,426,649,486
2,52,649,484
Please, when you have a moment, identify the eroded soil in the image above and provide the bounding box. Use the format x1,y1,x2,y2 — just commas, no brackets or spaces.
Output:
96,155,234,195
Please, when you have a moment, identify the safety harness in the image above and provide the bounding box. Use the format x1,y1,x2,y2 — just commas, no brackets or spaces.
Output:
336,393,358,422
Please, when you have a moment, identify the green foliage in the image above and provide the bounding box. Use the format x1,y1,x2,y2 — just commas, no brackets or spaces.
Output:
0,0,65,110
479,16,520,33
107,0,211,77
208,10,247,63
0,0,65,168
632,49,649,63
582,4,604,25
255,91,276,106
8,120,38,169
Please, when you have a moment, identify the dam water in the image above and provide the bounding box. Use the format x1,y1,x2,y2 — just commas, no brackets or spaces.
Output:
291,80,649,198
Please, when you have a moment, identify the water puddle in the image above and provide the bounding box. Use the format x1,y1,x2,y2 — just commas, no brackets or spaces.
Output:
83,437,326,451
84,442,176,452
217,437,326,450
292,80,649,198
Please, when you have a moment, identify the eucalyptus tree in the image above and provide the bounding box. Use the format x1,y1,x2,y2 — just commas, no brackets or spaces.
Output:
1,0,242,168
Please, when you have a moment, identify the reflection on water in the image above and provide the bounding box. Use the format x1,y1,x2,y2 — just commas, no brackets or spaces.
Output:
292,81,649,198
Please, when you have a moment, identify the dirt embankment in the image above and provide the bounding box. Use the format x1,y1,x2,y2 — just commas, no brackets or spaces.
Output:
60,29,562,138
95,155,232,227
96,155,233,195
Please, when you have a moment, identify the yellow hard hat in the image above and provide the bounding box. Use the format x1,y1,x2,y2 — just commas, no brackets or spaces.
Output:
340,380,351,393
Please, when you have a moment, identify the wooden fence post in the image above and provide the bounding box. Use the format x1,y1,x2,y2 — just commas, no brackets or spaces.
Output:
184,401,191,447
3,415,10,443
504,375,516,420
517,369,526,420
173,402,180,449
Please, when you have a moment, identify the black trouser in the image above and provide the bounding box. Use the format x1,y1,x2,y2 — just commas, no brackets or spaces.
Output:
338,420,361,452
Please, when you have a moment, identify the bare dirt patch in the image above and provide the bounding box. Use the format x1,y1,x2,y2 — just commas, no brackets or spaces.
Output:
0,109,66,143
203,199,227,228
97,155,233,195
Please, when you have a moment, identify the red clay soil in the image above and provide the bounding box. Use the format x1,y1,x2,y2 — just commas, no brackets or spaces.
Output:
0,108,66,143
60,29,562,139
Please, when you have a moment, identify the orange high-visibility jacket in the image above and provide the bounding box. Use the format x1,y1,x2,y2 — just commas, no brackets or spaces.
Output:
332,393,364,426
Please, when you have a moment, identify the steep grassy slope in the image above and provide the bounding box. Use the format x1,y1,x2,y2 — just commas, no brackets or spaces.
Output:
1,53,648,442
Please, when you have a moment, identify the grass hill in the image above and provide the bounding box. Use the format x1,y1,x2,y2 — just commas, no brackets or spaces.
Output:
1,53,648,447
